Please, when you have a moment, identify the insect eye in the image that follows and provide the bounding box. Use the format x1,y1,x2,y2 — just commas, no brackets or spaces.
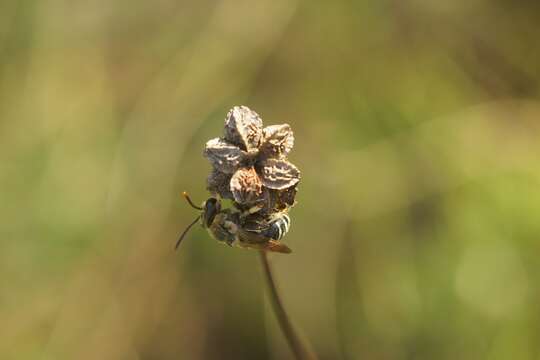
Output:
204,198,219,227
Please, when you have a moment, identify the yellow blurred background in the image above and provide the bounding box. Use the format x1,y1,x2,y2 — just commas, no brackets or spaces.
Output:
1,0,540,359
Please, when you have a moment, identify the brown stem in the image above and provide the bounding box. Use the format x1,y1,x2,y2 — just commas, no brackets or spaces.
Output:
259,251,318,360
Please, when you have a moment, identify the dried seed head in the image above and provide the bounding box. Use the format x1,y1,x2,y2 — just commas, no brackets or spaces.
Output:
260,124,294,159
204,137,246,174
230,166,264,204
224,106,263,151
259,158,300,190
203,106,300,216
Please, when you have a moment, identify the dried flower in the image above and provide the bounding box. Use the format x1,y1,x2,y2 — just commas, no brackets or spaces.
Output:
204,106,300,214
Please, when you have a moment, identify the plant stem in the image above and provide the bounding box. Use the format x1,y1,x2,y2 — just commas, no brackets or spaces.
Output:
259,251,318,360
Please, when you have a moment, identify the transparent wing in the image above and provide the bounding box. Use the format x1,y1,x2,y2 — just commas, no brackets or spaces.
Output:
237,227,269,245
236,228,292,254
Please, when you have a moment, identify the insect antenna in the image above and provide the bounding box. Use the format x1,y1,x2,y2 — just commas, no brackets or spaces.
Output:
182,191,203,210
175,216,200,250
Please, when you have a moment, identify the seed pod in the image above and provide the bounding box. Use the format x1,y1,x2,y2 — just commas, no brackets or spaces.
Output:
207,168,233,199
204,137,246,174
274,185,298,210
230,166,264,204
259,158,300,190
224,106,264,151
260,124,294,159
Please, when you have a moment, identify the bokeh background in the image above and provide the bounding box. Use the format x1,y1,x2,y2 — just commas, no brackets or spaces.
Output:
2,0,540,359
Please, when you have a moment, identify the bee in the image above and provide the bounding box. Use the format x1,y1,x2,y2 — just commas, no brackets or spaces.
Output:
176,192,292,254
241,212,292,242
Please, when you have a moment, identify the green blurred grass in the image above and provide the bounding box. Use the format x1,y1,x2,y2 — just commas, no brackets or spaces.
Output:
1,0,540,359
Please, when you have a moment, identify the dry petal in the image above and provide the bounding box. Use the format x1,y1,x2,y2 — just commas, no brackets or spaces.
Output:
230,166,264,204
224,106,263,151
203,138,246,174
259,159,300,190
207,168,233,199
260,124,294,158
275,185,298,209
256,187,297,215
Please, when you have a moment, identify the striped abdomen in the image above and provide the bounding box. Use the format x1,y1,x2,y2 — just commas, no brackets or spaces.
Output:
262,214,291,241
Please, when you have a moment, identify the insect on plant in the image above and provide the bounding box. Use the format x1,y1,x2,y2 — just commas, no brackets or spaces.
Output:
174,106,317,360
176,191,292,253
176,105,300,254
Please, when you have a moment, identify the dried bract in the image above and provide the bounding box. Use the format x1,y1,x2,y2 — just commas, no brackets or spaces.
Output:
274,185,298,210
207,168,233,200
230,166,263,204
260,124,294,159
204,138,246,174
259,159,300,190
224,106,264,151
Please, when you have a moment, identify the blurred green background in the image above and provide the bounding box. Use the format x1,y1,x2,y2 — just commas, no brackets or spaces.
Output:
1,0,540,359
